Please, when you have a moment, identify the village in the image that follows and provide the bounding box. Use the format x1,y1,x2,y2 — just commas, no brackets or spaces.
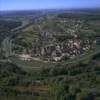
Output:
18,32,97,62
0,16,98,63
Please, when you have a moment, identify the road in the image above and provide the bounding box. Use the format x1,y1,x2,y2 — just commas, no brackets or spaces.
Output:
1,35,12,57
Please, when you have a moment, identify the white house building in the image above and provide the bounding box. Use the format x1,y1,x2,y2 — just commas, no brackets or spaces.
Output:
19,54,32,61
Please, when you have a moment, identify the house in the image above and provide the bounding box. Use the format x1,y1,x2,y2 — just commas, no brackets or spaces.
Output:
52,56,62,61
19,54,32,61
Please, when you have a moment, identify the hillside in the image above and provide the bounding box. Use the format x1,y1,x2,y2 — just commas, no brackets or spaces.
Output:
0,52,100,100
